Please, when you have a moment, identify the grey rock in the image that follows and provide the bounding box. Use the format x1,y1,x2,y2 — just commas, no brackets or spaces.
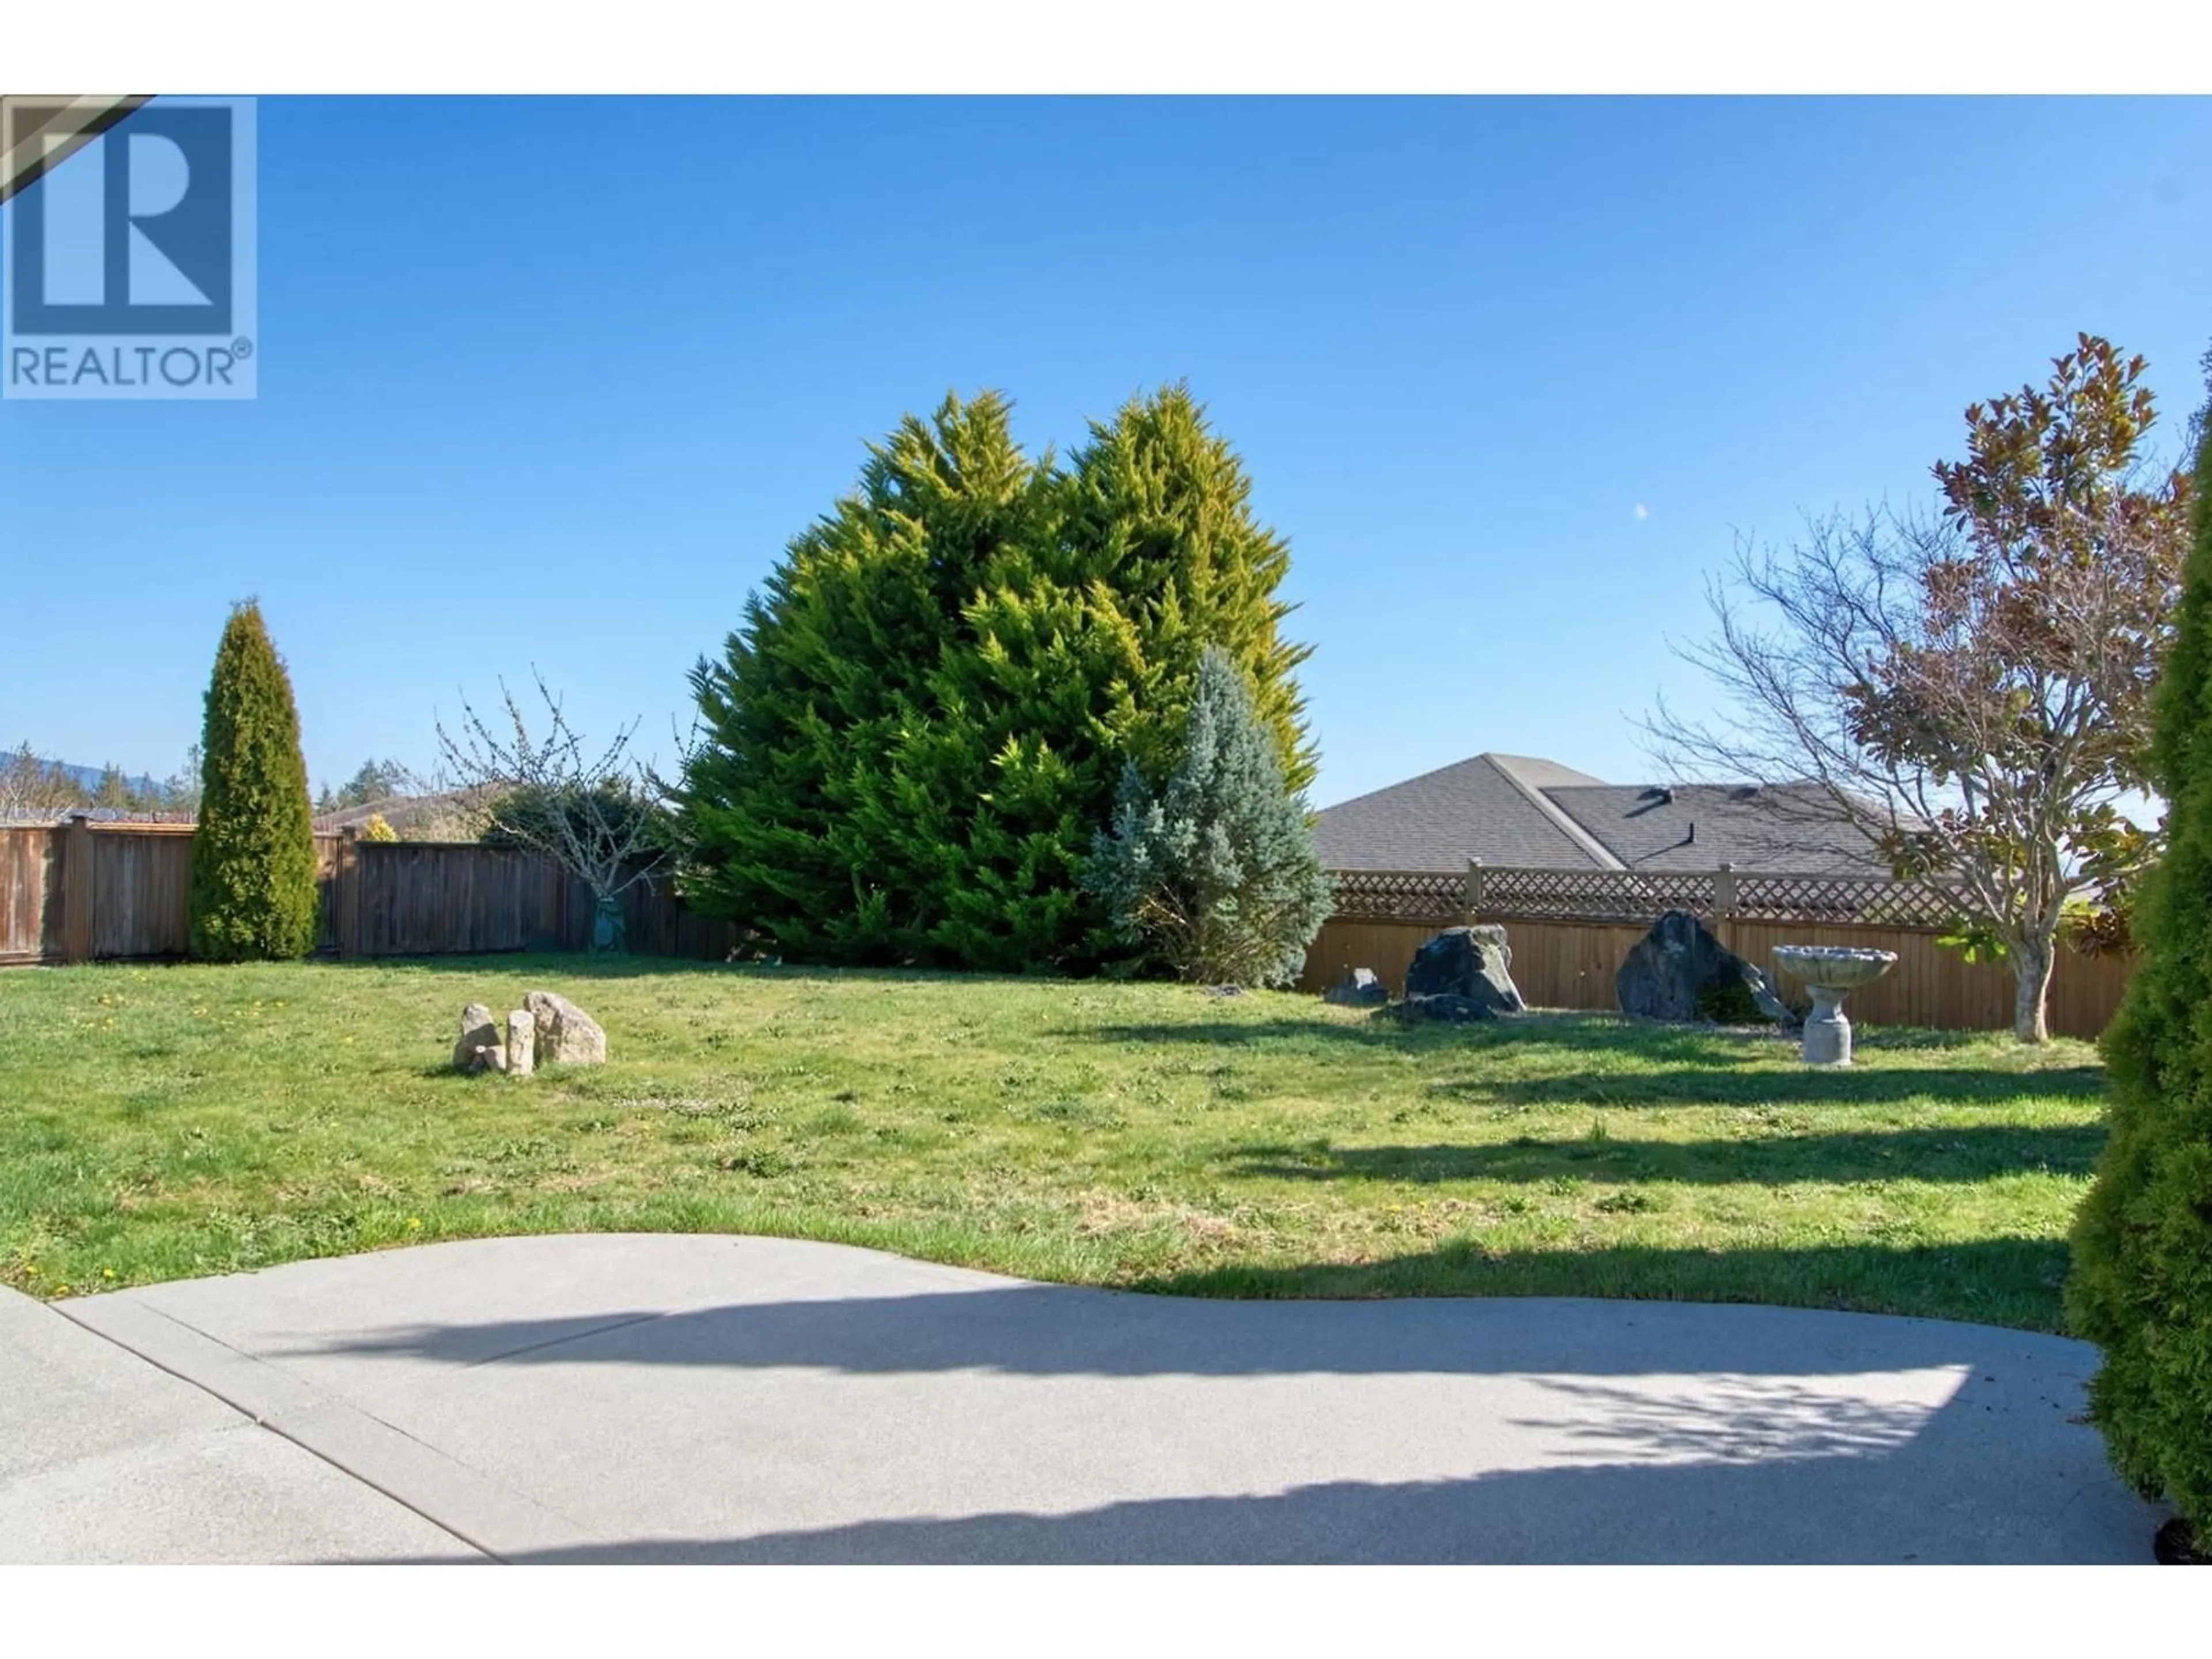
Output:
1323,968,1389,1008
453,1003,502,1074
526,990,607,1066
505,1009,536,1078
1615,910,1797,1029
1403,926,1526,1015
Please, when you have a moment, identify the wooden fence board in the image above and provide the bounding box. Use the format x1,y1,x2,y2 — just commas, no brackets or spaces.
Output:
89,827,191,959
0,827,60,963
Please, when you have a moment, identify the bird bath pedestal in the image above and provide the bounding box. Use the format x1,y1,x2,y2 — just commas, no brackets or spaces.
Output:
1771,946,1898,1066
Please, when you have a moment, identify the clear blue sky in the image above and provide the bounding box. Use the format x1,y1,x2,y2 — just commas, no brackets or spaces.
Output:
3,96,2207,806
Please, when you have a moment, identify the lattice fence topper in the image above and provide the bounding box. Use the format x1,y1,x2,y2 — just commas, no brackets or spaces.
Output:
1481,866,1715,921
1323,865,1974,929
1730,872,1967,928
1325,869,1466,920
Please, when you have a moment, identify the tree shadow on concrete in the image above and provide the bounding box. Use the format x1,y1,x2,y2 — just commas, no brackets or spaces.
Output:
276,1236,2090,1378
391,1446,2152,1563
339,1358,2157,1563
266,1233,2168,1565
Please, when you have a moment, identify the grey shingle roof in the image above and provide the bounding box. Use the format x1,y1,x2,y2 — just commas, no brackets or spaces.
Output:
1313,754,1611,872
1542,784,1891,875
1313,755,1895,875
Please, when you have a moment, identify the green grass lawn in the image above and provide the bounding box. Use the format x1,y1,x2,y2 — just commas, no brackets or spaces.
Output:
0,956,2105,1331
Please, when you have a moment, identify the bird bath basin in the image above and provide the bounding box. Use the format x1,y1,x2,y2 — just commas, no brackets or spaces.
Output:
1771,946,1898,1066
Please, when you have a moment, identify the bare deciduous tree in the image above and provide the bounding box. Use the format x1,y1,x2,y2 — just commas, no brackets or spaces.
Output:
1645,336,2191,1043
434,672,685,953
0,741,84,822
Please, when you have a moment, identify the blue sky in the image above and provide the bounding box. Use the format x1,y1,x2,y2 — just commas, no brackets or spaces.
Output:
3,95,2207,806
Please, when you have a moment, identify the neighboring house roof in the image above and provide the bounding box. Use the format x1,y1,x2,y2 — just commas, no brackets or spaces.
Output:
1543,784,1889,874
313,789,492,839
1312,753,1611,872
1314,755,1893,875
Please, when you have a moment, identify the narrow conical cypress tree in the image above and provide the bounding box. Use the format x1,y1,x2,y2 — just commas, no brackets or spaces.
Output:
187,600,320,961
2069,382,2212,1546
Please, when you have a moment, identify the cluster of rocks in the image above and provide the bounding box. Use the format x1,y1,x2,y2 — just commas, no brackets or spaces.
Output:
453,990,607,1076
1325,925,1529,1023
1395,925,1528,1021
1320,910,1799,1033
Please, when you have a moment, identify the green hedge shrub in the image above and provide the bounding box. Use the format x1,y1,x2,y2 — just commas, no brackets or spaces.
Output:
2069,401,2212,1541
679,384,1315,974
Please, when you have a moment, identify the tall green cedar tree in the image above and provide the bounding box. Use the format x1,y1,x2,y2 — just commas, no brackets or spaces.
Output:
1085,645,1334,987
187,601,320,960
2069,377,2212,1542
680,384,1314,972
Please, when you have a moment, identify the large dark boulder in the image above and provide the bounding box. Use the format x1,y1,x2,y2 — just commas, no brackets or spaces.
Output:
1403,926,1527,1015
1615,910,1796,1028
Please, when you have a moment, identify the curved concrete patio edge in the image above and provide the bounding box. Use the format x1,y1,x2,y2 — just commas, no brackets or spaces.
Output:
40,1232,2168,1563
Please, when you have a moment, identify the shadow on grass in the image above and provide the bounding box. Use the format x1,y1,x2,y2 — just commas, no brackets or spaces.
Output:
314,955,968,982
1060,1011,1776,1063
309,953,1025,989
1224,1121,2104,1187
1448,1065,2104,1109
1135,1236,2076,1331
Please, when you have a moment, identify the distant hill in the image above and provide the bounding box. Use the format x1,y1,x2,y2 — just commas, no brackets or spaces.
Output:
54,761,165,796
0,756,181,824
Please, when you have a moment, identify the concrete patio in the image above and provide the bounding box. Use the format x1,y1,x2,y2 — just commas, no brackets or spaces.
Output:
2,1232,2165,1563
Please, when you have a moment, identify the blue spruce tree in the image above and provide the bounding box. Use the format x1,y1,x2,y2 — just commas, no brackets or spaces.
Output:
1086,645,1334,987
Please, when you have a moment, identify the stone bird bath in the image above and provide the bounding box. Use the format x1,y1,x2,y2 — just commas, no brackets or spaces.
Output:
1771,945,1898,1066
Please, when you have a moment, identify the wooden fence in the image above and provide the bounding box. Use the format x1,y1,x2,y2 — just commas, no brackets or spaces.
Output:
1299,862,2134,1040
0,821,2134,1037
0,816,740,967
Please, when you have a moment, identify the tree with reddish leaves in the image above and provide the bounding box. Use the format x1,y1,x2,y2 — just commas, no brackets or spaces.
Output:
1649,335,2192,1041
